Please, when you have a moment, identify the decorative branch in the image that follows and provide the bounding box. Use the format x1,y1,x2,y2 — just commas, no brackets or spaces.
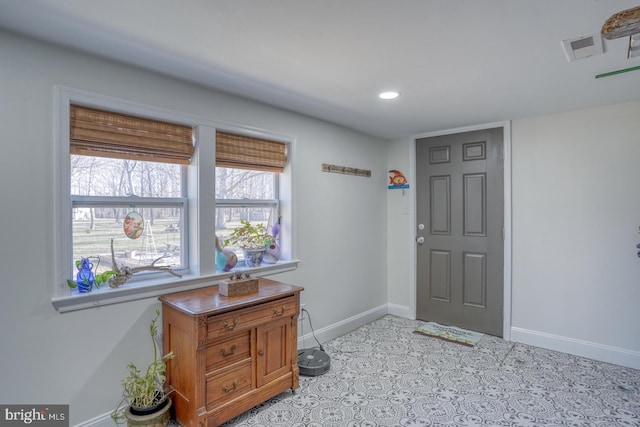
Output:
108,239,182,288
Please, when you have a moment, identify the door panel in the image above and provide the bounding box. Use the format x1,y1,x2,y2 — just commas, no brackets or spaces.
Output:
430,176,451,234
463,173,486,236
463,251,486,308
416,128,504,336
430,250,451,302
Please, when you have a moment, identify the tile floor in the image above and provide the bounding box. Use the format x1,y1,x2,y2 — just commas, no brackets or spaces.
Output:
219,315,640,426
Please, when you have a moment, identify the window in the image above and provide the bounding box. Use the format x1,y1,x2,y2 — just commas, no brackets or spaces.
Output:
71,156,186,277
215,166,279,262
214,131,287,263
53,88,297,312
69,105,191,288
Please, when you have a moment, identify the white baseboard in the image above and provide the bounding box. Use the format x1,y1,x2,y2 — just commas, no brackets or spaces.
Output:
510,326,640,370
386,303,412,319
72,412,114,427
298,304,387,350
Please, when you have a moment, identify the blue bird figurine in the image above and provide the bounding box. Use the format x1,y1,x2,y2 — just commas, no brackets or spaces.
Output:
215,235,238,272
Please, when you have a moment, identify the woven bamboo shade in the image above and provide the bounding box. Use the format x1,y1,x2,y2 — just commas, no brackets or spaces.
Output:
216,131,287,173
70,105,194,165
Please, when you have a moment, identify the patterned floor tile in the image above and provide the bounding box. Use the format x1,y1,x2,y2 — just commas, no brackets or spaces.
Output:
222,315,640,426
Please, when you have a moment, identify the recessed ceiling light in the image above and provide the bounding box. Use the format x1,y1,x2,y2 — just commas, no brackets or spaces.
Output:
378,91,400,100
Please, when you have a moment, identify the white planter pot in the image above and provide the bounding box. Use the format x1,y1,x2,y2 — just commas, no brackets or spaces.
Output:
243,248,266,267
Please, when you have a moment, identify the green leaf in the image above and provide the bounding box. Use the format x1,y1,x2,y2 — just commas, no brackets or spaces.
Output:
95,270,118,286
66,279,78,289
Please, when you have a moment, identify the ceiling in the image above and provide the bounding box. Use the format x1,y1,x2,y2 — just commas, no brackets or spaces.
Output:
1,0,640,139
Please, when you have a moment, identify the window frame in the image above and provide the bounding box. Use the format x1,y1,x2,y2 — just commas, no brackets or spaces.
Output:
53,87,298,313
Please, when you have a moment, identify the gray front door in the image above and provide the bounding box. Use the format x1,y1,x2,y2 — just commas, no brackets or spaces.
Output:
416,127,504,337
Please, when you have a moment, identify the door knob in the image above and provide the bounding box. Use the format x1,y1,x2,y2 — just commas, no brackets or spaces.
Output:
416,236,425,244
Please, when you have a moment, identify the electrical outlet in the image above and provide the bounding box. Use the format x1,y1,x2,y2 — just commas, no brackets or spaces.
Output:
299,303,306,320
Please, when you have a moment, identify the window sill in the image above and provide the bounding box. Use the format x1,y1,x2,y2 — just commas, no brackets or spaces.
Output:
52,260,300,313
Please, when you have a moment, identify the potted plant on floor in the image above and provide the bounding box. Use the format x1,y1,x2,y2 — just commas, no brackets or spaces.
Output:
111,310,174,427
222,220,275,267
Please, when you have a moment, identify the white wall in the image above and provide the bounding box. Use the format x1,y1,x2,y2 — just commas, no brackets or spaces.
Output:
386,138,414,318
510,101,640,367
0,31,387,425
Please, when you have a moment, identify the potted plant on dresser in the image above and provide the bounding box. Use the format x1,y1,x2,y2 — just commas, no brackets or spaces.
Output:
111,310,174,427
222,220,275,267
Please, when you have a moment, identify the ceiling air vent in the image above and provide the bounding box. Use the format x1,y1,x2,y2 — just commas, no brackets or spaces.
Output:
562,34,604,61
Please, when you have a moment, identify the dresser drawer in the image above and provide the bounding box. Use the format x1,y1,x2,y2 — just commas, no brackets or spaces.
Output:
206,360,252,407
207,296,297,339
205,331,251,373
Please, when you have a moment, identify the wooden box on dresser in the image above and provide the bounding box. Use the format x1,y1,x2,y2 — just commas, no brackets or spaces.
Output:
159,278,304,427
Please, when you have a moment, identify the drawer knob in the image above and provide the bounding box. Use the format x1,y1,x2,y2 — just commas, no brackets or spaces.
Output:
258,350,264,356
273,305,287,316
222,380,239,393
222,317,239,330
219,345,236,357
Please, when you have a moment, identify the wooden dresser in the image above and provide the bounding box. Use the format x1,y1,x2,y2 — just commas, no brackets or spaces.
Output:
159,278,304,427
